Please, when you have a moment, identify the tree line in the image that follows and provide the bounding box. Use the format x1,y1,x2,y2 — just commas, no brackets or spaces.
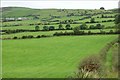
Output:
2,29,119,40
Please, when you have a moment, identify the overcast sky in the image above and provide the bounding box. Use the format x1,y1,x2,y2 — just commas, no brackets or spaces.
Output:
1,0,119,9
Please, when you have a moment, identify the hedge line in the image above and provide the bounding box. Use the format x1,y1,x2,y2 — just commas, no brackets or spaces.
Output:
2,30,120,40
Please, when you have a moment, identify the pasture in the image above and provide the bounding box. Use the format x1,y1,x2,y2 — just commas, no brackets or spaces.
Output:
2,29,115,39
1,7,119,78
2,35,117,78
2,22,115,31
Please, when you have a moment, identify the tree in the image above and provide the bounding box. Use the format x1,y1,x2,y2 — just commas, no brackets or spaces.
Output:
73,27,80,34
88,31,91,34
49,26,55,30
36,35,41,38
96,24,102,29
35,25,39,31
68,19,73,24
13,36,17,39
80,23,88,30
101,25,105,29
115,14,120,33
90,18,95,23
43,26,49,31
28,35,34,38
115,14,120,24
101,14,104,18
89,25,95,29
58,24,64,30
65,23,71,30
109,30,114,34
100,7,105,10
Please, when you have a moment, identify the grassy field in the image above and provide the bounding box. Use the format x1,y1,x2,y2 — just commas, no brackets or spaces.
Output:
1,7,118,78
1,22,115,31
2,7,113,18
1,29,115,39
2,35,117,78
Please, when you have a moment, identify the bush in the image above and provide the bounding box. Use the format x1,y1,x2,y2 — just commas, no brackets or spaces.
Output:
35,25,39,31
96,24,101,29
79,55,102,72
6,30,11,34
28,35,34,38
13,36,17,39
80,23,88,30
100,30,106,34
43,26,49,31
90,18,95,23
41,35,47,37
89,25,95,29
88,31,91,34
109,30,114,34
58,24,64,30
36,35,41,38
65,23,71,30
49,26,55,30
22,36,27,39
73,27,80,34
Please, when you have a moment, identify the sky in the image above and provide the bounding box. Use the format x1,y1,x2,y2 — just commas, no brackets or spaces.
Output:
1,0,119,9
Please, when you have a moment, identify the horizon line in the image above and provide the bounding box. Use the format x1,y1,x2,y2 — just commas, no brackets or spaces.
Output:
1,6,117,10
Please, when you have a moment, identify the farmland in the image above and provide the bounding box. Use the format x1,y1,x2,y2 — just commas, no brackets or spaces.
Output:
1,7,119,78
2,35,117,78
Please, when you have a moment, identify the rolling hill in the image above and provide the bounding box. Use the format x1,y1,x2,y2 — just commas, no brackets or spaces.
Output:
1,7,116,18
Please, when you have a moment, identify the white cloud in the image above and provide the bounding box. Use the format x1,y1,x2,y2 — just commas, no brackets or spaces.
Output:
1,0,119,9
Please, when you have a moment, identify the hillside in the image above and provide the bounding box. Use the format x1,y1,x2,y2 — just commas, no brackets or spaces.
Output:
2,7,39,18
1,7,115,18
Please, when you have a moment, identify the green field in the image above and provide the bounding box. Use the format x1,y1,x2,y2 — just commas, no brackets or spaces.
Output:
1,7,119,78
1,29,115,39
2,35,117,78
1,22,115,31
2,7,113,18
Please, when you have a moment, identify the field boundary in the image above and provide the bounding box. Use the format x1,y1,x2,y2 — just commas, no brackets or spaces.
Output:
71,38,118,78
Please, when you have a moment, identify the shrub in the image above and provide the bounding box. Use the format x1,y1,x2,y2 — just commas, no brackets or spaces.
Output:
43,26,49,31
13,36,17,39
89,25,95,29
49,26,55,30
58,24,64,30
109,30,114,34
22,36,27,39
65,23,71,30
41,35,47,37
100,30,106,34
79,55,102,74
90,18,95,23
28,35,34,38
36,35,41,38
35,25,39,31
96,24,102,29
73,27,80,34
80,23,88,30
88,31,91,34
79,31,85,35
5,30,11,34
102,20,107,22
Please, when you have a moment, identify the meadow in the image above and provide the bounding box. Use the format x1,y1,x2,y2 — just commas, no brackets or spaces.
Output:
2,29,115,39
1,7,119,78
2,35,117,78
2,22,115,30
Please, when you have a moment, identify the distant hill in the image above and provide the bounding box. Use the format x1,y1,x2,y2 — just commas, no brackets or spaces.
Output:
1,7,115,19
1,7,40,18
109,8,119,13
